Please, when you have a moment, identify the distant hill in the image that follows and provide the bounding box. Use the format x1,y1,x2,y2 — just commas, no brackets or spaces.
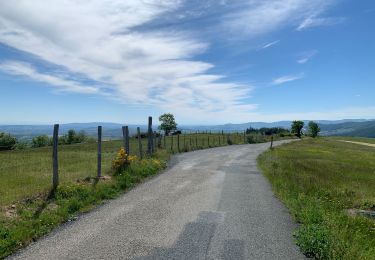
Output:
1,119,374,140
319,120,375,138
0,123,148,140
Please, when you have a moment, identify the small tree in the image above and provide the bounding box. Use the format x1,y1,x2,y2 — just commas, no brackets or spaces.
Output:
291,120,304,138
158,113,177,135
308,121,320,138
0,132,17,150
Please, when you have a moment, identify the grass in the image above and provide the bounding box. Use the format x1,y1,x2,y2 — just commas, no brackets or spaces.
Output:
258,137,375,259
0,131,281,259
0,132,278,207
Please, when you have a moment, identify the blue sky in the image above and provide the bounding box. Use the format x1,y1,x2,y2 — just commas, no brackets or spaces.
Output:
0,0,374,124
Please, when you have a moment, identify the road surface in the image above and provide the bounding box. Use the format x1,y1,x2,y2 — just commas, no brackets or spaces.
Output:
10,141,305,259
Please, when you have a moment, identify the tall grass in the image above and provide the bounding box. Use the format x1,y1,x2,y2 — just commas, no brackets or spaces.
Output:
0,132,276,207
258,137,375,259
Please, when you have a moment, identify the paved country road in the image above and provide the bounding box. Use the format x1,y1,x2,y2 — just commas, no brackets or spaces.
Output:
10,141,305,260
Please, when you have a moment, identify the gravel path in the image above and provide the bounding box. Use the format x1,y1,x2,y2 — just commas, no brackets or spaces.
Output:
9,141,305,260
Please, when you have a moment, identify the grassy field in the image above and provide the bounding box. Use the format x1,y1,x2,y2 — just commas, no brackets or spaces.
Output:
0,132,267,207
258,137,375,259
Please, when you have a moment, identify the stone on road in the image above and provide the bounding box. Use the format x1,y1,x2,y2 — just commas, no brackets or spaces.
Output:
10,141,305,259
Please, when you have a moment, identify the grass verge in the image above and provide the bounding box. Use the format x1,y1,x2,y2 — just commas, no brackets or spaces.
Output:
258,138,375,259
0,150,167,259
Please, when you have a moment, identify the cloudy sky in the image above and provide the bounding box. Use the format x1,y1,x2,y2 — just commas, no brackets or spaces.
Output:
0,0,374,124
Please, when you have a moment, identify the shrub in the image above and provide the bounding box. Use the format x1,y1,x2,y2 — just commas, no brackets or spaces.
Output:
247,136,256,144
112,148,137,174
59,130,88,145
0,132,17,150
13,140,29,150
32,135,51,148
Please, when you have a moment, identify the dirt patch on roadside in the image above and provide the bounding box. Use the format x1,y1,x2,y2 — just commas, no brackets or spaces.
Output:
339,140,375,148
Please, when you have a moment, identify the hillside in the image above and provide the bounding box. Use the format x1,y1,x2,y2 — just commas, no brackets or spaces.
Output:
319,120,375,138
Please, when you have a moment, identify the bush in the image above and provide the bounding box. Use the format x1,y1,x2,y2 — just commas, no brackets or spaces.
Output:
247,136,256,144
32,135,51,148
0,132,17,151
13,140,29,150
112,148,137,174
59,130,88,145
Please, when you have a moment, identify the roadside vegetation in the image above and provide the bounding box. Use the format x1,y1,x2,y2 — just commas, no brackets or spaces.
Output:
258,137,375,259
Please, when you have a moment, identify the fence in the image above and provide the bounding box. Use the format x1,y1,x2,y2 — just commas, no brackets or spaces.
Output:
50,117,253,185
0,117,279,207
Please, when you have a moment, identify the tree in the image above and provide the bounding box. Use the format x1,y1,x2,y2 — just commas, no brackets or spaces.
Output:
0,132,17,150
158,113,177,135
308,121,320,138
291,120,304,138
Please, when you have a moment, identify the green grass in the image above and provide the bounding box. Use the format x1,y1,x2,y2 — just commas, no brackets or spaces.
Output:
258,137,375,259
0,132,275,207
0,153,167,259
0,132,281,259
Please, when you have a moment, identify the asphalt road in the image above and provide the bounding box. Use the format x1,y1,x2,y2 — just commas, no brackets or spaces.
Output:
10,141,305,260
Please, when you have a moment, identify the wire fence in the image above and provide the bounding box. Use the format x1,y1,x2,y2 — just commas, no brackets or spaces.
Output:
0,116,283,207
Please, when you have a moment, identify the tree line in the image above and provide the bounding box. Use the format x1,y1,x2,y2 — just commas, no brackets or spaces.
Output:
0,129,91,151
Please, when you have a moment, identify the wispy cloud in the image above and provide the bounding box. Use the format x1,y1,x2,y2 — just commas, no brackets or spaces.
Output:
222,0,338,37
260,40,280,50
272,73,304,85
297,50,318,64
0,0,341,122
0,0,256,119
297,16,345,31
0,61,99,94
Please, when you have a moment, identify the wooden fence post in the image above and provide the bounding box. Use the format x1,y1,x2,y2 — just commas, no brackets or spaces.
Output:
177,134,180,152
171,135,174,152
243,130,246,143
153,131,157,151
122,126,126,150
97,126,102,178
183,134,186,150
270,135,274,149
122,126,130,155
125,126,129,154
147,116,152,155
52,124,59,189
137,127,142,159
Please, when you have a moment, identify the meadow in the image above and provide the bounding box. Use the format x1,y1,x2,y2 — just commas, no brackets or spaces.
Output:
0,132,266,207
258,137,375,259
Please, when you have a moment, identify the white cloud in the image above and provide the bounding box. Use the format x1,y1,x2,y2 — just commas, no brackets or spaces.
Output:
0,0,256,118
0,61,99,94
297,50,318,64
272,73,304,85
222,0,338,37
297,16,345,31
0,0,341,122
260,40,280,50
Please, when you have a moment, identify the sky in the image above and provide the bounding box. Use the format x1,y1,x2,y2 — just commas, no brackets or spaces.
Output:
0,0,374,125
